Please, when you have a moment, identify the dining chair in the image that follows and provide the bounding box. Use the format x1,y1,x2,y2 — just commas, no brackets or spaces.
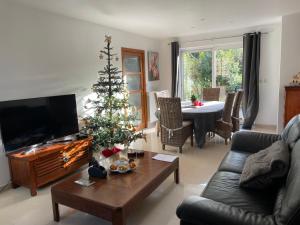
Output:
154,90,170,136
158,97,193,153
202,88,220,101
232,90,244,132
214,92,235,144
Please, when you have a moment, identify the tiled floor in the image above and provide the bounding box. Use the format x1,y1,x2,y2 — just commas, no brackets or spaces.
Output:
0,127,275,225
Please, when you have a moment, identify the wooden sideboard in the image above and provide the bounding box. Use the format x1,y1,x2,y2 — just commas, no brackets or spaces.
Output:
7,138,92,196
285,86,300,126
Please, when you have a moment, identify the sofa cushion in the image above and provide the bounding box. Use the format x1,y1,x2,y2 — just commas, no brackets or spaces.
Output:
281,114,300,149
231,131,281,153
218,150,251,173
201,171,278,215
275,139,300,225
239,140,289,189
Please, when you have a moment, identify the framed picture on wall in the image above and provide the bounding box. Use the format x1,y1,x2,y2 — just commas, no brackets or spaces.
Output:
148,51,159,81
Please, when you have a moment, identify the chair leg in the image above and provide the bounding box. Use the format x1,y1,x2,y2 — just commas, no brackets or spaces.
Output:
162,144,165,150
225,139,228,145
179,146,183,154
156,122,160,137
191,135,194,146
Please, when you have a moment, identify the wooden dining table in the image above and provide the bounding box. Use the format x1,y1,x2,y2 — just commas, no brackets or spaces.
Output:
181,101,224,148
155,101,224,148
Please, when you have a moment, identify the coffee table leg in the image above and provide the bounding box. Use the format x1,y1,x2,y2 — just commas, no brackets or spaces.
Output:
52,200,60,222
112,210,125,225
174,168,180,184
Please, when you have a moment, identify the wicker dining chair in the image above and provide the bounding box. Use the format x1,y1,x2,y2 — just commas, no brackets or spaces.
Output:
214,92,235,144
154,90,170,136
202,88,220,101
158,97,193,153
232,90,244,132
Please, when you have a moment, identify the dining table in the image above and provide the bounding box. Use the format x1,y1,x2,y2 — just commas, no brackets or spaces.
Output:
155,100,225,148
181,101,224,148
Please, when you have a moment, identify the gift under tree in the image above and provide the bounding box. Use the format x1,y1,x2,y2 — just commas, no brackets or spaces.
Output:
83,35,143,157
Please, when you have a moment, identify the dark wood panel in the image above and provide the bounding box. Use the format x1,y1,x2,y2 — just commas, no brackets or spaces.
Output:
285,86,300,125
7,138,92,196
36,156,92,187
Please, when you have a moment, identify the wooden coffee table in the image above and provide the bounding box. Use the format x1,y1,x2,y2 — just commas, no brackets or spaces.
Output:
51,151,179,225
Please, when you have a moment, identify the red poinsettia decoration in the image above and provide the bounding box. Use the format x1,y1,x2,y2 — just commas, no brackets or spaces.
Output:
193,100,204,106
102,146,121,158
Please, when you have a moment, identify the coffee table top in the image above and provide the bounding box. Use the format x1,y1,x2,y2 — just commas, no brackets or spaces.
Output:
51,151,179,210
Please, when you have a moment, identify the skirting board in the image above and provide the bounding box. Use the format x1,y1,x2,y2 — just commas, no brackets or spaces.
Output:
252,123,277,134
0,182,12,192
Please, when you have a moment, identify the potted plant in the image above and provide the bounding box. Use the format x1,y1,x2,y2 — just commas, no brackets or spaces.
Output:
191,94,197,103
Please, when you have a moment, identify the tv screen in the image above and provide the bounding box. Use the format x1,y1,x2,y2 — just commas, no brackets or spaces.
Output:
0,94,79,152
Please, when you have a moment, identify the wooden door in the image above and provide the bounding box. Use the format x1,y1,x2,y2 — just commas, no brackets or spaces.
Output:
122,48,147,130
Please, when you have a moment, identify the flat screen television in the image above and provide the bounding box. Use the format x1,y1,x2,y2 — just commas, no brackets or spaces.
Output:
0,94,79,152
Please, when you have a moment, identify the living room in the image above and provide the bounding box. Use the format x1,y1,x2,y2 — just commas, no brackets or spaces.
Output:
1,1,300,225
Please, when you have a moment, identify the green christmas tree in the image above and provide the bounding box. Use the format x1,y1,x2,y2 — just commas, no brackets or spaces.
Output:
83,35,143,152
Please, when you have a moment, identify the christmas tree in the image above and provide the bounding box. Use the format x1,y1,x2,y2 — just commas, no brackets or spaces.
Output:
83,35,143,152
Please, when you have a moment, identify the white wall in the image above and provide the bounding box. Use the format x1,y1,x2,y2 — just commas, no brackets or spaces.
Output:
159,40,172,92
159,24,282,127
0,1,160,186
278,12,300,131
255,25,282,126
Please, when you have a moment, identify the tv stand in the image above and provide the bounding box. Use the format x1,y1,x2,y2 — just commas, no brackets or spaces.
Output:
7,138,92,196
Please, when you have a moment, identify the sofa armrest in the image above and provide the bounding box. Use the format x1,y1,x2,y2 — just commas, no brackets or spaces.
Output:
231,131,281,153
176,196,275,225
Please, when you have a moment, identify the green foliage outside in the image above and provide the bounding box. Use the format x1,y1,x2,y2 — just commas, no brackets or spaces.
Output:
183,51,212,100
216,48,243,92
182,48,243,100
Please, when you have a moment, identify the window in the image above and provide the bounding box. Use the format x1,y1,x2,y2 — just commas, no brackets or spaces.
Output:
182,50,212,100
216,48,243,100
181,47,243,101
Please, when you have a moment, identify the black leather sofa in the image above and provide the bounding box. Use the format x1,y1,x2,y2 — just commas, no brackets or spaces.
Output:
177,115,300,225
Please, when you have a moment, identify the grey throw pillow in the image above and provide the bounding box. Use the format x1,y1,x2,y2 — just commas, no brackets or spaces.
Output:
239,140,290,189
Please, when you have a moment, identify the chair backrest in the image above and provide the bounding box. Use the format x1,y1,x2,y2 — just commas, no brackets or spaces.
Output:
203,88,220,101
222,92,235,123
158,97,182,129
232,90,244,118
154,90,170,109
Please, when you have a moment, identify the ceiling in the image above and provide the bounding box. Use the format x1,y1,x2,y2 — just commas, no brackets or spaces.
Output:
12,0,300,39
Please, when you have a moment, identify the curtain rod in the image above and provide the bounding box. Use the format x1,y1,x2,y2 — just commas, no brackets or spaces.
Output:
168,32,269,45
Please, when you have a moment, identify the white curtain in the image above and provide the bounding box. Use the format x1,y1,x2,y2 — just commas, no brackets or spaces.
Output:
175,54,183,98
